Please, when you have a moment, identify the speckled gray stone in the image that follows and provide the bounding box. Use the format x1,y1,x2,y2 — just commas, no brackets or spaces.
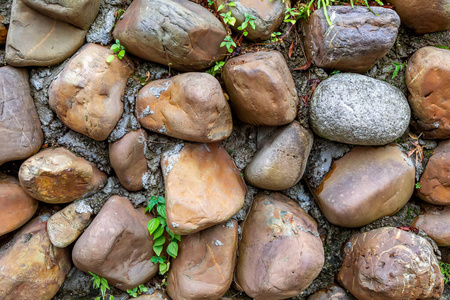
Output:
310,73,410,145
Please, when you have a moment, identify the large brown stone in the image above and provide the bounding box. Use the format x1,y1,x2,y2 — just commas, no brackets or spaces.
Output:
21,0,101,30
110,129,148,191
0,215,72,300
312,145,415,227
0,66,43,165
338,227,444,299
304,6,400,73
136,73,233,143
406,47,450,139
417,140,450,205
308,284,355,300
161,143,246,235
72,196,158,291
49,43,133,141
19,147,107,204
389,0,450,34
0,173,38,236
412,205,450,246
6,0,86,67
245,121,313,190
235,193,324,299
223,51,299,126
113,0,227,71
167,220,238,300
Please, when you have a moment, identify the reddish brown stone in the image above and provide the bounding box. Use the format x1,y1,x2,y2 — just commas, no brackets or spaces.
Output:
417,140,450,204
313,145,415,227
136,73,232,143
412,205,450,246
223,51,299,126
72,196,158,291
167,220,238,300
49,43,133,141
161,143,246,235
19,147,107,204
0,173,38,237
338,227,444,299
0,215,72,300
110,129,148,191
406,47,450,139
235,193,324,299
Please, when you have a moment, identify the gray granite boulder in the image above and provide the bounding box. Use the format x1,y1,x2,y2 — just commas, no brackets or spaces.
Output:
310,73,410,145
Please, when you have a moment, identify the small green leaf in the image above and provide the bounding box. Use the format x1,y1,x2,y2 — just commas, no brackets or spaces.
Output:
217,4,224,11
106,55,115,63
110,296,114,300
100,278,109,289
95,297,100,300
150,256,159,264
158,216,166,226
243,31,248,36
147,218,160,235
139,285,148,293
174,234,181,242
228,1,236,6
154,236,166,247
157,205,166,218
167,241,179,258
116,39,120,44
111,44,120,53
153,244,163,256
159,262,168,274
153,225,164,240
118,49,125,59
157,196,165,204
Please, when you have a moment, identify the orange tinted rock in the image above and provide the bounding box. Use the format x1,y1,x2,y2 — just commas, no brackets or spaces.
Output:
136,73,232,143
406,47,450,139
412,205,450,246
0,23,6,44
235,193,324,299
0,173,38,236
161,143,246,235
19,147,107,204
49,43,133,141
338,227,444,299
313,145,415,227
417,141,450,205
223,51,299,126
110,129,148,191
167,220,238,300
0,215,72,300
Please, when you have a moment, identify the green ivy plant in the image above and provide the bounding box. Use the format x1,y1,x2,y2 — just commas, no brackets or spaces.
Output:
237,13,256,36
415,182,421,189
146,196,180,275
89,272,114,300
107,39,126,63
207,61,225,76
220,35,237,53
439,261,450,284
127,284,149,298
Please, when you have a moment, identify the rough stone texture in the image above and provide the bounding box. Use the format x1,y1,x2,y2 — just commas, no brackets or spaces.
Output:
110,129,148,191
338,227,444,299
310,73,410,145
235,192,324,299
21,0,101,30
313,145,415,228
308,284,355,300
412,205,450,247
0,173,38,236
49,43,133,141
0,66,43,165
223,51,299,126
406,47,450,139
245,121,313,190
6,0,86,67
19,147,107,204
161,143,246,235
167,220,238,300
136,73,233,143
417,140,450,205
72,196,158,291
389,0,450,34
304,6,400,73
136,291,170,300
215,0,286,41
0,215,72,300
47,202,92,248
113,0,227,71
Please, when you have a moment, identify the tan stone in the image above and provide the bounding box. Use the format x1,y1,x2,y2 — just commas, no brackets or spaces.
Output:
6,0,86,67
235,193,324,299
245,121,313,190
19,147,107,204
389,0,450,34
110,129,148,191
0,66,44,165
113,0,227,71
0,215,72,300
338,227,444,299
406,47,450,139
136,73,233,143
0,173,38,236
47,202,92,248
223,51,298,126
313,145,415,227
72,196,158,291
167,220,238,300
417,140,450,204
412,205,450,246
161,143,246,235
136,291,170,300
49,43,133,141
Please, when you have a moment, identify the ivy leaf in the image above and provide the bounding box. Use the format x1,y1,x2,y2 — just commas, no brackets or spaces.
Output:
150,256,159,264
106,55,115,63
159,262,168,274
118,49,125,59
157,205,166,219
167,241,179,258
228,1,236,6
154,236,166,247
111,44,120,53
153,244,163,256
147,218,160,235
153,226,164,240
174,234,181,242
158,216,166,226
217,4,225,11
157,196,165,204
